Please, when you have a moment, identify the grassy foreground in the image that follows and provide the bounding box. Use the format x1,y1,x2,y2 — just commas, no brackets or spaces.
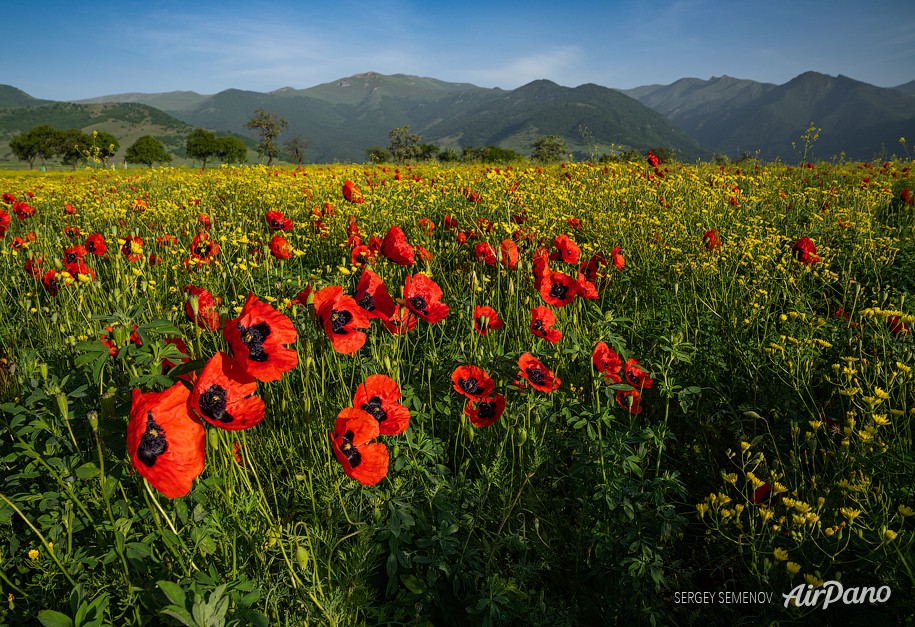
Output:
1,159,914,625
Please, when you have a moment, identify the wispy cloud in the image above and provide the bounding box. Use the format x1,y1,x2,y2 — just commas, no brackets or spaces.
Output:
464,46,584,89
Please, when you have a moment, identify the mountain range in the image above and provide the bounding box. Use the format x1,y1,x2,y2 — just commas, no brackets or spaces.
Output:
1,71,913,164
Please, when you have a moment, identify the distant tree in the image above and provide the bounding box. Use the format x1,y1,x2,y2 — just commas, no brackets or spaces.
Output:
86,131,119,166
55,129,92,169
244,108,287,166
417,143,439,161
438,148,460,162
283,135,309,166
125,136,172,168
365,146,391,163
387,126,423,162
186,128,219,167
9,125,59,169
531,135,567,163
461,146,485,162
216,136,247,164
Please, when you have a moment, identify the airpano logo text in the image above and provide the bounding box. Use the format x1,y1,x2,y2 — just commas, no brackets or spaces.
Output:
782,580,891,609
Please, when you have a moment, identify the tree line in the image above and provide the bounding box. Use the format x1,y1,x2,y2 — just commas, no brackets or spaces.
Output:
8,108,674,168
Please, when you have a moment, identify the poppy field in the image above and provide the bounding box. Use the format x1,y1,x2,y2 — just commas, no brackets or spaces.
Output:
1,158,914,625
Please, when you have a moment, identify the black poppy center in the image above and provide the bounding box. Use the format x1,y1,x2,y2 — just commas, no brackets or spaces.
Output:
87,242,98,253
199,384,234,423
477,401,496,420
121,241,132,255
459,377,483,395
65,251,79,264
270,218,282,229
626,369,643,387
356,292,375,311
526,367,546,386
340,429,362,468
194,243,213,258
362,396,388,424
476,316,488,331
331,309,353,334
355,253,368,264
408,295,428,313
238,321,271,362
137,411,168,467
549,283,569,300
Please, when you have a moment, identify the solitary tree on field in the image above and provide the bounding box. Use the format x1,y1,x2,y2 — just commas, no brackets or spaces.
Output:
531,135,567,163
186,128,219,168
55,129,92,169
245,108,287,166
283,135,309,166
9,125,59,169
387,126,423,162
125,136,172,168
87,131,119,166
217,136,247,164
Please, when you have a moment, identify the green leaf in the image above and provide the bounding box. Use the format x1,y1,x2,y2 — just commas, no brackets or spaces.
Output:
37,610,74,627
75,463,100,480
157,580,187,607
400,573,425,595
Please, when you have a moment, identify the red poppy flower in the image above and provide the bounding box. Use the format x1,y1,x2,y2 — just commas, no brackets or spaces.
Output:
24,255,43,279
751,482,772,506
329,408,388,485
63,225,81,239
611,246,625,271
576,273,599,299
313,285,371,354
552,234,581,265
191,231,220,263
517,353,560,393
188,352,265,431
474,242,497,266
464,393,506,427
444,215,459,230
354,268,396,320
42,269,70,295
352,374,410,436
266,210,293,231
198,214,211,230
184,286,221,331
127,383,205,498
121,235,144,262
592,342,623,383
381,225,415,266
473,305,503,336
540,270,577,308
888,316,910,337
532,250,551,291
703,229,721,251
451,365,496,401
567,217,582,231
615,389,643,415
418,217,435,234
647,151,660,168
290,284,312,307
403,274,449,324
499,239,519,269
368,235,382,252
268,234,292,259
13,201,35,220
157,234,177,247
382,306,417,335
63,245,87,268
1,193,14,205
414,245,433,262
342,180,364,204
351,245,375,267
456,231,468,246
901,188,914,205
530,306,562,343
86,233,107,256
224,292,299,381
0,209,9,238
624,358,654,389
791,236,819,264
68,258,96,283
64,203,76,215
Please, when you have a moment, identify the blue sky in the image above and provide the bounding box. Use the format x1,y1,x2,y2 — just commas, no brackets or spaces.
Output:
6,0,914,100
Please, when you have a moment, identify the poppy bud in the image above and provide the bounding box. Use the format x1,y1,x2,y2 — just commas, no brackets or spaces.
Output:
208,429,220,451
55,392,69,423
295,545,310,571
87,410,99,432
516,428,527,445
101,387,117,420
39,363,48,380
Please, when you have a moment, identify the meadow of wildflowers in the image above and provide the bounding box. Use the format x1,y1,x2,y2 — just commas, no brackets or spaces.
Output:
0,157,913,624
